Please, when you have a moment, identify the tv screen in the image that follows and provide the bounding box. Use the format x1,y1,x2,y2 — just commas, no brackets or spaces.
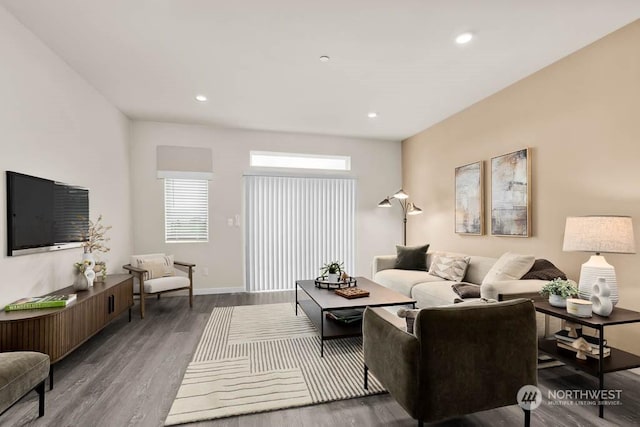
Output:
7,171,89,256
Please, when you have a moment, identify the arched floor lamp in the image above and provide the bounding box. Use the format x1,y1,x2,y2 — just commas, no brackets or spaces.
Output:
378,189,422,246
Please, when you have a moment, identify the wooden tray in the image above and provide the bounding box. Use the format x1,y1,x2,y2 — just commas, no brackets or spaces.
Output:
335,287,370,299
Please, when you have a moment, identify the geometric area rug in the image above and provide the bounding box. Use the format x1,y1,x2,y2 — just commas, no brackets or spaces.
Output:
165,303,385,425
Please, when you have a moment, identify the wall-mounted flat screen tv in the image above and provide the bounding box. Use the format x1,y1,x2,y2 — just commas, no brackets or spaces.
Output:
6,171,89,256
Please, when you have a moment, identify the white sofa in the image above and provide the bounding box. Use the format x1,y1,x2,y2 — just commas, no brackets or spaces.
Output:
372,251,549,308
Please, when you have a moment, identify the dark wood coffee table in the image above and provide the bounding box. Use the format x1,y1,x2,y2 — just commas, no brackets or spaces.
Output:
295,277,415,357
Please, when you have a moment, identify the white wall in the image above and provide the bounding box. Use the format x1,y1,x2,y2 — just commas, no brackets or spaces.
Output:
0,6,132,306
130,121,401,292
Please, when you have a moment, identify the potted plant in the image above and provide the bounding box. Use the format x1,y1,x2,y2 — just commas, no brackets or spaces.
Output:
320,261,344,283
540,278,579,307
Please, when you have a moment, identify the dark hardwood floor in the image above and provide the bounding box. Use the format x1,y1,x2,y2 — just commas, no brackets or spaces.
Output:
2,291,639,427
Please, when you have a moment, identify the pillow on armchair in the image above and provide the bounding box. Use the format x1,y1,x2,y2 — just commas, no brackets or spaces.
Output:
131,254,175,280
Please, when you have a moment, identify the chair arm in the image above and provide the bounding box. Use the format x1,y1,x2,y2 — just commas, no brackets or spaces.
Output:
122,264,147,275
372,255,397,276
174,261,195,268
480,279,564,301
363,307,420,417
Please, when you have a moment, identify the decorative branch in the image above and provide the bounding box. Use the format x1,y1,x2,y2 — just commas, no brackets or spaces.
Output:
81,214,112,254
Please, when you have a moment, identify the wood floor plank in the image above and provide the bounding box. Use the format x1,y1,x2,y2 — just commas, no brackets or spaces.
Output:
2,291,639,426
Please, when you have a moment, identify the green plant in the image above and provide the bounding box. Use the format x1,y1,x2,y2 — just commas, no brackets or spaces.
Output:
540,278,578,298
320,261,344,276
74,260,93,273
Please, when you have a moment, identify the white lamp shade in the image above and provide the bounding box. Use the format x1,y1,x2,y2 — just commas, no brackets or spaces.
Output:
392,189,409,199
562,216,635,254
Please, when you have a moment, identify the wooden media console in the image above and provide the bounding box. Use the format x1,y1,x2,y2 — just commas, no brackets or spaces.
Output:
0,274,133,389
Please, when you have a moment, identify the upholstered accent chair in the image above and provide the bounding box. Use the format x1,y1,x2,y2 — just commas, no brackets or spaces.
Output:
363,299,537,427
123,253,195,318
0,352,49,418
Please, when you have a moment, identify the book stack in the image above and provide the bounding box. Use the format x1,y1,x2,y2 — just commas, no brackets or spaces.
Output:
554,329,610,358
325,308,364,324
4,294,77,312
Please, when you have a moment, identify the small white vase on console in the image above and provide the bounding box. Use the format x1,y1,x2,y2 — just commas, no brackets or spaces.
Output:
590,277,613,317
82,252,96,287
548,294,567,308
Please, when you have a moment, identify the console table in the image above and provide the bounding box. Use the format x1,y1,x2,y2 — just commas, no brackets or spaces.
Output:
0,274,133,389
534,301,640,418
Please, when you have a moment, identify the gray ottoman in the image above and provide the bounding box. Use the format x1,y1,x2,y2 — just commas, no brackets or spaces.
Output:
0,352,50,418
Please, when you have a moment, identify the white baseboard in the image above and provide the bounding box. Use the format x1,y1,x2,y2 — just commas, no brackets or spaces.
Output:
194,287,245,295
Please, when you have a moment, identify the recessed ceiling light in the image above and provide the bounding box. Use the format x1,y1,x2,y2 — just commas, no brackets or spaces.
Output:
319,55,330,62
195,94,208,102
455,32,473,44
368,112,378,118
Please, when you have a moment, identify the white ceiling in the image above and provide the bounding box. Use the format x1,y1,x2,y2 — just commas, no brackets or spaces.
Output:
2,1,639,141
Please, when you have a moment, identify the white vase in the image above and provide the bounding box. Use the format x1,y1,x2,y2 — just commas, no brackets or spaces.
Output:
549,294,567,308
73,273,89,291
591,277,613,316
82,252,96,287
327,273,339,283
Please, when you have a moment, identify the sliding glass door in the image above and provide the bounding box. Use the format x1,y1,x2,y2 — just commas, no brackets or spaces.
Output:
244,175,356,292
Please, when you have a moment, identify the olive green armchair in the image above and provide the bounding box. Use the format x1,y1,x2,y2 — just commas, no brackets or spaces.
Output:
363,299,538,426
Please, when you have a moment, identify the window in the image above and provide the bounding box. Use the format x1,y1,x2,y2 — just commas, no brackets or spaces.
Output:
250,151,351,171
164,179,208,242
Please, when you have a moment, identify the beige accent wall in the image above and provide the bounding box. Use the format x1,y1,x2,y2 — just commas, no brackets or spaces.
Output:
403,20,640,353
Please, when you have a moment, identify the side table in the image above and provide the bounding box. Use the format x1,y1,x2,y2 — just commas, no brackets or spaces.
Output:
534,301,640,418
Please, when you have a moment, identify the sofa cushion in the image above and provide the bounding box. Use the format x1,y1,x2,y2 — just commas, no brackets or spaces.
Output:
521,259,567,280
428,253,470,282
374,269,440,297
463,255,497,284
411,281,467,308
482,252,535,284
394,244,430,270
0,352,49,414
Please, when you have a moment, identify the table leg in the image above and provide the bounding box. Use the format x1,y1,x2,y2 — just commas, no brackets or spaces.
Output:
49,365,54,391
598,326,605,418
295,284,298,316
321,309,324,358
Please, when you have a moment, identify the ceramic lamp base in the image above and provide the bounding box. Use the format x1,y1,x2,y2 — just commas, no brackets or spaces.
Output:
578,255,618,305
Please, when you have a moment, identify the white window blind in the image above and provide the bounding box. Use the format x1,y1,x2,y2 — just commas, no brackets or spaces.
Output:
164,179,209,242
244,175,356,291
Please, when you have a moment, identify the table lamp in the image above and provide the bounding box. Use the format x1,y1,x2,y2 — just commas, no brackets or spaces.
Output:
562,216,635,305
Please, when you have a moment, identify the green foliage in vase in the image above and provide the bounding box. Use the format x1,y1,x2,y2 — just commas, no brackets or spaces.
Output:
320,261,344,276
540,278,578,298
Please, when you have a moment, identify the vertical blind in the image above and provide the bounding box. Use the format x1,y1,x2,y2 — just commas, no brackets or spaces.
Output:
164,179,209,242
244,175,356,291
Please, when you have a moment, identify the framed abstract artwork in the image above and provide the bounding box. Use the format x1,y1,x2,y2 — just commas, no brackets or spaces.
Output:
455,161,484,235
490,148,531,237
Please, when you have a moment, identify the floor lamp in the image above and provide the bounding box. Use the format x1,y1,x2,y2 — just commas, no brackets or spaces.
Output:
378,189,423,246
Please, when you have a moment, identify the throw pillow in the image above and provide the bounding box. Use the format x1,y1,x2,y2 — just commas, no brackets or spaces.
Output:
394,244,430,271
136,255,175,280
482,252,535,284
397,308,420,334
451,282,481,299
521,259,568,280
428,253,470,282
